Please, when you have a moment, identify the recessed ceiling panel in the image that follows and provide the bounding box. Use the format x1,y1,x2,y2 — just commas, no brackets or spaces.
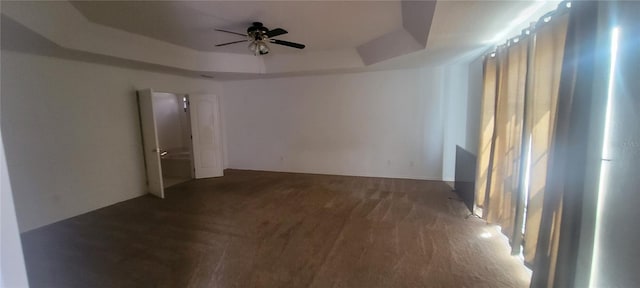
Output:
71,1,403,54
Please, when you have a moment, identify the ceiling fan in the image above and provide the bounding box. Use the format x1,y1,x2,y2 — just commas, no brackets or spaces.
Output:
215,22,306,55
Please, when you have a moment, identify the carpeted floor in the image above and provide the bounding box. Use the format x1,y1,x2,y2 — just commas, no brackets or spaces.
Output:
21,169,531,287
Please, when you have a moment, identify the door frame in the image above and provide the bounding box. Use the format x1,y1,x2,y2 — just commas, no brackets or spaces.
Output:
182,94,196,179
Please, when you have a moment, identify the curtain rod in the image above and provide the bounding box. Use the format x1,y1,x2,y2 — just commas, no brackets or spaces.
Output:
486,1,573,59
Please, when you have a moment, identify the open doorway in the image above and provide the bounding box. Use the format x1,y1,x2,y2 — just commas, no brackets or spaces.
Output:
138,89,224,198
152,92,193,188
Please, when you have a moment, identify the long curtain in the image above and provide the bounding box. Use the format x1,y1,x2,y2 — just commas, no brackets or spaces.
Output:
531,2,603,287
522,12,569,266
476,1,610,287
474,0,577,282
475,1,610,287
474,56,497,210
484,38,529,243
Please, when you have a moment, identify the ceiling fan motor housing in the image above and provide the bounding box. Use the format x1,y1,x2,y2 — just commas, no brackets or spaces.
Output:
248,22,269,40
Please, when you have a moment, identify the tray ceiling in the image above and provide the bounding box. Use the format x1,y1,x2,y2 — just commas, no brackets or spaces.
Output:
70,1,403,54
2,1,560,78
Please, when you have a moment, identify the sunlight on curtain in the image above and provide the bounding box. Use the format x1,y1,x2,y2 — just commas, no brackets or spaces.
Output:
485,37,529,242
522,13,569,266
530,2,602,286
474,1,572,267
475,2,607,286
474,56,497,209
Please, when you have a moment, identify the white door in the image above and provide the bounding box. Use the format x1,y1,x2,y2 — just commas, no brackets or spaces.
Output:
138,89,164,198
189,94,224,178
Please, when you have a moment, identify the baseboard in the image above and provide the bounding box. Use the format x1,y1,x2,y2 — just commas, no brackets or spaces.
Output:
223,167,445,182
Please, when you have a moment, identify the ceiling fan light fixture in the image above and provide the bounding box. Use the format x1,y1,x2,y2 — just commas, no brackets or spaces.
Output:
249,40,269,56
258,41,270,55
248,41,258,54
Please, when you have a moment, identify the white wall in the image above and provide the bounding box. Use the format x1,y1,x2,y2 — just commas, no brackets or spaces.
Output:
441,64,471,181
465,58,483,155
0,128,29,288
1,51,220,232
0,87,30,288
221,68,448,180
1,50,477,232
589,4,640,286
1,5,31,286
431,58,482,183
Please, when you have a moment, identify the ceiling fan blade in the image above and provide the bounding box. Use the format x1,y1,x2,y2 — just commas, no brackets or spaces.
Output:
214,29,247,37
215,40,249,47
270,39,305,49
265,28,288,38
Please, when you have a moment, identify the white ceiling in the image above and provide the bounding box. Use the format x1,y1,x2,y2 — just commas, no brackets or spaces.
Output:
2,0,561,78
371,0,561,69
70,1,403,54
